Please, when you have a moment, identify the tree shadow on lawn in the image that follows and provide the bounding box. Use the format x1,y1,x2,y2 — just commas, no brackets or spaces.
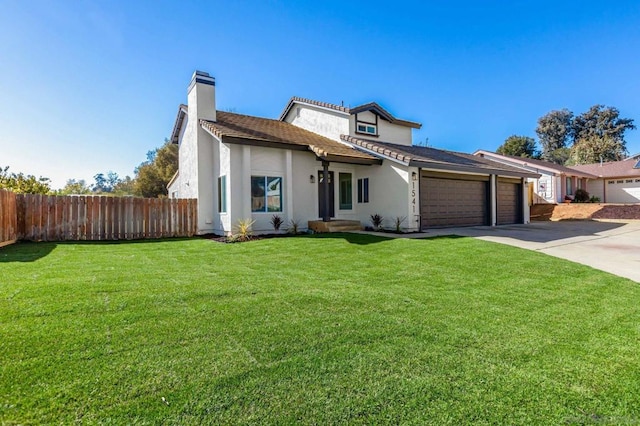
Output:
0,241,57,262
0,238,197,263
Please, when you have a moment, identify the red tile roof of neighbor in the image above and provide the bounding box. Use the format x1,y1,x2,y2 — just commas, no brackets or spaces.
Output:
342,135,540,178
279,97,422,129
570,157,640,178
200,111,381,165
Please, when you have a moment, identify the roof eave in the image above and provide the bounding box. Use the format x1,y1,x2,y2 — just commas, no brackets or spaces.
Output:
169,104,188,144
317,154,382,166
350,102,422,129
475,150,596,178
279,97,350,121
409,160,540,178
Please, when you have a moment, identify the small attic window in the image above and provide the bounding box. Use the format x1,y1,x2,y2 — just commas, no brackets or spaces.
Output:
634,158,640,169
356,123,377,135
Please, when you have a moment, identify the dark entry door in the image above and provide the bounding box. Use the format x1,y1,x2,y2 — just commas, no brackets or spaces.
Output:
318,171,335,218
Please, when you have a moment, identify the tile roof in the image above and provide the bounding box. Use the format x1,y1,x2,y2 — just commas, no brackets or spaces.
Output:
474,150,597,178
279,97,421,128
200,111,380,164
569,158,640,178
342,135,540,178
280,96,350,118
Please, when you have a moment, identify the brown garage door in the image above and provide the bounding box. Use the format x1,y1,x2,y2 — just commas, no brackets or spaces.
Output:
497,179,521,225
420,172,489,228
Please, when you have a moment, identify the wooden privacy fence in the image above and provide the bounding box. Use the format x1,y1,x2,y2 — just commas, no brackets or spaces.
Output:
0,189,18,247
0,193,197,243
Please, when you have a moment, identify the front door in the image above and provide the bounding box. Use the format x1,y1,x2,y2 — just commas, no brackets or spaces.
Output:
318,171,335,218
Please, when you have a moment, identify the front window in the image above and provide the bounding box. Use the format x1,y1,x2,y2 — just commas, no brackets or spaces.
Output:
566,177,573,195
357,178,369,203
339,173,352,210
251,176,282,212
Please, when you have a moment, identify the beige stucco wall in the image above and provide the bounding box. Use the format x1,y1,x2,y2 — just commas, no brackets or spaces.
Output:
587,179,605,201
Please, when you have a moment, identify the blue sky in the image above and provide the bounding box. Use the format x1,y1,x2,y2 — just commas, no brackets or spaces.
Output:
2,0,640,188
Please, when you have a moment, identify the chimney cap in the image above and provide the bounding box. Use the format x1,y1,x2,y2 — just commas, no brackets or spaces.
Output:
189,70,215,91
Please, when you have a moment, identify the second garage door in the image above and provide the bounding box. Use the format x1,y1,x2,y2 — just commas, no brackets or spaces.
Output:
420,172,489,228
497,178,522,225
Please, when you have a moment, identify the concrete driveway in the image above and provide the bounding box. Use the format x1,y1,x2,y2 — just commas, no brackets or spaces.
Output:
418,221,640,283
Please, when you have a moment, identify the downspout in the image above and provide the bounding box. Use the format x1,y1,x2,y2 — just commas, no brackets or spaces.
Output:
322,160,330,222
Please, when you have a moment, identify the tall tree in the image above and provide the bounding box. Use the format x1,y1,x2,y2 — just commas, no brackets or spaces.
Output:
134,140,178,198
91,171,121,193
570,105,635,164
536,109,574,164
496,135,538,158
0,166,51,194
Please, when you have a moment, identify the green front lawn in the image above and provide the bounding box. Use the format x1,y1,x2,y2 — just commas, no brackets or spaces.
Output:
1,234,639,424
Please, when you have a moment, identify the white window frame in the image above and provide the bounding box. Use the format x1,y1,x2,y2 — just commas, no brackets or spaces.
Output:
356,122,377,136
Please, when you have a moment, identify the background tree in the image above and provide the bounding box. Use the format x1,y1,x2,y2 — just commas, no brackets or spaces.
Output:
112,176,136,196
536,109,574,164
0,166,51,194
569,105,635,164
496,135,539,158
134,139,178,198
57,179,92,195
91,171,121,193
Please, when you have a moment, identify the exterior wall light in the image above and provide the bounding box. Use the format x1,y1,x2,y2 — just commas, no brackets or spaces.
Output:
411,171,418,181
310,175,315,183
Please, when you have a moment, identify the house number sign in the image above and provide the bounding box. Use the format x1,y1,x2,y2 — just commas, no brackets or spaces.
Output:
411,180,416,213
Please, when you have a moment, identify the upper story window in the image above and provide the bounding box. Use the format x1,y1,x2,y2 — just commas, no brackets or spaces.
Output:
356,123,377,135
354,111,379,137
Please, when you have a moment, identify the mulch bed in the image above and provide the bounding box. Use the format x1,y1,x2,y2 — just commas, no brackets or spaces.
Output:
200,233,301,243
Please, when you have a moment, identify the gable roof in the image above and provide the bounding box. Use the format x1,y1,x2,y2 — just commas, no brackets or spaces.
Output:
279,97,421,129
569,157,640,178
342,136,539,178
349,102,422,129
474,150,596,178
200,111,381,165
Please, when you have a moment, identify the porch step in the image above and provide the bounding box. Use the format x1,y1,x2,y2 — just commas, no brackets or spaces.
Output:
308,220,364,233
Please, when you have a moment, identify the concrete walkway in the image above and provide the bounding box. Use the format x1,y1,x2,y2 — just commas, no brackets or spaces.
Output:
359,221,640,283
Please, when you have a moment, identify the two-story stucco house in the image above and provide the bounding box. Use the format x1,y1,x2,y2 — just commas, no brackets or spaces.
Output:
167,71,538,235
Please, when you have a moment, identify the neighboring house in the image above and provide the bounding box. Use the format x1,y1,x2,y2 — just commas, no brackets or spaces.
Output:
473,150,596,204
570,158,640,203
168,71,539,235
